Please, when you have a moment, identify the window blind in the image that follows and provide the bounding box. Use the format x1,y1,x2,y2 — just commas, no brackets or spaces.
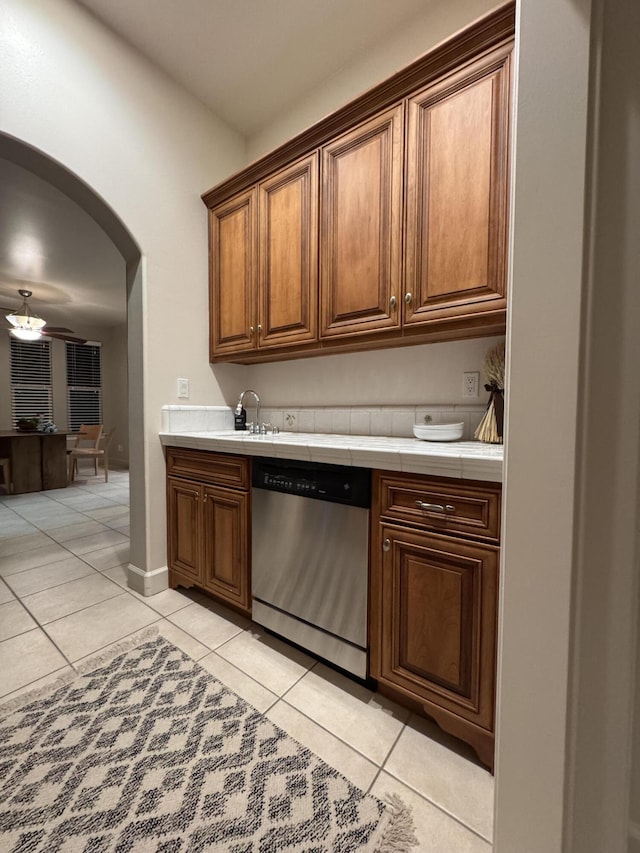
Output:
66,341,102,432
9,338,53,426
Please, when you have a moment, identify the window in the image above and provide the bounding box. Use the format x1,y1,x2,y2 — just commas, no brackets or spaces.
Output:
10,338,53,427
66,341,102,431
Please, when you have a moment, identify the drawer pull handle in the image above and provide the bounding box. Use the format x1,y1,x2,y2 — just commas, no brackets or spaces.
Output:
383,538,391,552
415,501,455,513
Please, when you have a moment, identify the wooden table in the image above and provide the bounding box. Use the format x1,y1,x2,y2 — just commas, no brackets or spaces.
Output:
0,431,70,494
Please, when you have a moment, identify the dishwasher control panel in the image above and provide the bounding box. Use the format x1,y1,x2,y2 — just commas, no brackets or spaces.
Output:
252,458,370,508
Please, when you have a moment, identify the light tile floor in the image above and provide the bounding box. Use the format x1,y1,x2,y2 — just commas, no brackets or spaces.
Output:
0,469,494,851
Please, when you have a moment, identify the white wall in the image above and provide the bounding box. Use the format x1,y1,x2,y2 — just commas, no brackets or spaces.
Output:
250,336,505,407
0,0,246,576
497,0,640,851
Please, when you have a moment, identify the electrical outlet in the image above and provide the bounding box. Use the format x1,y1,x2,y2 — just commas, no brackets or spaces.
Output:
177,378,189,398
462,371,480,398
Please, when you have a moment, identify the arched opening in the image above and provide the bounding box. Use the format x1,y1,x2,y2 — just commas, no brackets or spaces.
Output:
0,131,147,582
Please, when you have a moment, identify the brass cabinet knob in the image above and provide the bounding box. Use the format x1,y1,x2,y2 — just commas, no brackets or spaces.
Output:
404,292,412,305
257,324,263,333
383,538,391,552
250,325,255,335
390,295,397,309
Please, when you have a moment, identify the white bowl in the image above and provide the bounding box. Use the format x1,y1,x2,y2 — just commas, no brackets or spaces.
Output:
413,422,464,442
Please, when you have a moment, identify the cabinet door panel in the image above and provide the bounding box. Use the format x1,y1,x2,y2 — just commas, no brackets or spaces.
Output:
405,47,511,325
202,486,250,612
167,479,202,583
209,188,257,356
375,525,497,730
400,552,471,695
259,154,318,348
320,105,403,337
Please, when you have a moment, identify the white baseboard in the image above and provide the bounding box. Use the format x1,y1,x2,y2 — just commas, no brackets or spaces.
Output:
127,563,168,597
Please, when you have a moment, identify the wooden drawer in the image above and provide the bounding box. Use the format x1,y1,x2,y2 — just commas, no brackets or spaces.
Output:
166,447,249,490
375,471,501,543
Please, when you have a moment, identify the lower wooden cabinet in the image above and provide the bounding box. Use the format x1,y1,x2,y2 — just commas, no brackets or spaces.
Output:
370,471,501,770
166,448,251,615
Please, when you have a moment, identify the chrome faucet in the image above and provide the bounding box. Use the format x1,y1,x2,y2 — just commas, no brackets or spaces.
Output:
235,389,260,428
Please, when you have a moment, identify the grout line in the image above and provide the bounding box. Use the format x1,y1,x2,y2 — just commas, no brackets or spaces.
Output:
377,719,406,774
0,664,73,704
378,764,495,845
198,649,280,707
276,694,381,768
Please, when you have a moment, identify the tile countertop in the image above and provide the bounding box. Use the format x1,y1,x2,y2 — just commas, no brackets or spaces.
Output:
159,430,504,482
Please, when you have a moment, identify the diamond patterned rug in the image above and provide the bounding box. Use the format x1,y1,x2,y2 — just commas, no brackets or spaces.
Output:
0,630,416,852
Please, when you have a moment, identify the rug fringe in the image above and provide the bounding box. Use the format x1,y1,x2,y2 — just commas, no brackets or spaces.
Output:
0,626,159,719
374,793,418,852
74,626,159,675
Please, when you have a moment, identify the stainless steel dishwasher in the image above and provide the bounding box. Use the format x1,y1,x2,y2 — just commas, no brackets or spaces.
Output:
251,457,371,679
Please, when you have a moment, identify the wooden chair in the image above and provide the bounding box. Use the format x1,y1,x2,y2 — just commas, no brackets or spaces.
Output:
68,424,104,482
0,457,12,494
71,427,116,483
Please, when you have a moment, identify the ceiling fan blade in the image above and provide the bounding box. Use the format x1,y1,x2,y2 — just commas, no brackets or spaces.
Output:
43,326,75,333
42,332,88,344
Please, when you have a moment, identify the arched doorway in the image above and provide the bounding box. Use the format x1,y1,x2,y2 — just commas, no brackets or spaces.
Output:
0,132,147,585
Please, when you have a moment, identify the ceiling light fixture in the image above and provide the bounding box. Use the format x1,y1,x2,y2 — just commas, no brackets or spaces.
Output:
5,289,46,340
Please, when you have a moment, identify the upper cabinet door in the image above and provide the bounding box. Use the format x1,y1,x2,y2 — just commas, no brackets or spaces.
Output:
258,153,319,349
320,105,404,339
209,187,257,358
404,47,511,326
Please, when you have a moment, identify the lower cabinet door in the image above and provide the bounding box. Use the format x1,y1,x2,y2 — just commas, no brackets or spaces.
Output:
202,485,250,614
372,525,498,732
167,478,203,584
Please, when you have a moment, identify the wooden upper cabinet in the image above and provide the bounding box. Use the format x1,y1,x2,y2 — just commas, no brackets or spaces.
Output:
209,188,257,357
320,104,404,338
258,153,318,348
203,4,515,361
404,46,511,326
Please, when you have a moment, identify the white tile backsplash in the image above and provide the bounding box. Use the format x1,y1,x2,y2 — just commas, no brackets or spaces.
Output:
330,410,351,435
312,409,333,433
350,410,371,435
297,409,315,432
161,405,234,433
161,403,486,440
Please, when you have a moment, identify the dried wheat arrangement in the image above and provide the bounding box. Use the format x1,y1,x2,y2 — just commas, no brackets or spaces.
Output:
474,341,506,444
